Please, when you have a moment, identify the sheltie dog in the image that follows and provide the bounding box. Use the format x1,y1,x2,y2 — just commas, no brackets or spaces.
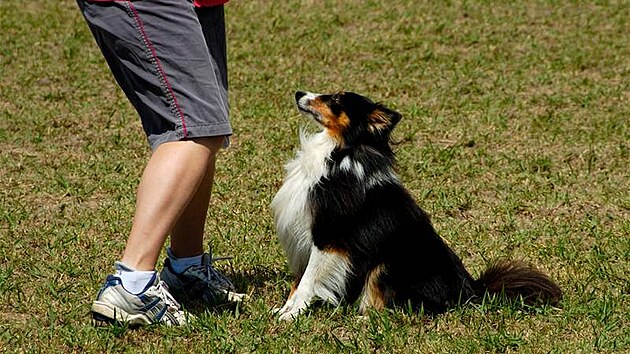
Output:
271,91,561,320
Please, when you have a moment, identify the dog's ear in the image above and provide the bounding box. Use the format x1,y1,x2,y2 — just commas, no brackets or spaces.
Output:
368,104,402,133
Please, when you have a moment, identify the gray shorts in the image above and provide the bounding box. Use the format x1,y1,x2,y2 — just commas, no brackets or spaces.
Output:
77,0,232,150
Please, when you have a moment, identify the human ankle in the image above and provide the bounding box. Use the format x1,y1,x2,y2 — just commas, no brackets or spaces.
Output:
114,261,156,294
167,247,203,274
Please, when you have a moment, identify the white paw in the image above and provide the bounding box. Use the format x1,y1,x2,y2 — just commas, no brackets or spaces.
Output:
275,301,307,321
278,308,302,321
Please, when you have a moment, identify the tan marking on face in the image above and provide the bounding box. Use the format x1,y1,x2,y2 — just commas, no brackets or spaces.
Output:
310,97,349,144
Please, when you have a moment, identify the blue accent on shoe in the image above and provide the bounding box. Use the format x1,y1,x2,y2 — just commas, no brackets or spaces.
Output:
96,275,122,299
139,272,158,294
91,274,189,326
137,297,161,312
155,304,168,323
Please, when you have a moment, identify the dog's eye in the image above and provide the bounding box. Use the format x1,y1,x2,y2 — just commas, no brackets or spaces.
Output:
331,93,342,104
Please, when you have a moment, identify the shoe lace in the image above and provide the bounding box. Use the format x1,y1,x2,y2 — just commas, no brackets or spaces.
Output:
155,280,182,310
204,261,235,291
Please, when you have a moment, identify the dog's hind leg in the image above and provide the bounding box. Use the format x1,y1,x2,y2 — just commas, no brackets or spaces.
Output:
276,246,351,320
357,264,388,314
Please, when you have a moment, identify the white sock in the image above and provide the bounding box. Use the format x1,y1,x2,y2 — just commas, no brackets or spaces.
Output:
114,261,156,295
167,247,203,274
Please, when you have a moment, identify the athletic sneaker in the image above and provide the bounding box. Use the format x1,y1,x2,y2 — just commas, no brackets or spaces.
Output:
160,253,247,307
91,273,189,326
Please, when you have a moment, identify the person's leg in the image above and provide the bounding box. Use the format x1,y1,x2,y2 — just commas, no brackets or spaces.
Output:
166,5,229,260
79,0,237,324
121,136,224,271
167,143,219,259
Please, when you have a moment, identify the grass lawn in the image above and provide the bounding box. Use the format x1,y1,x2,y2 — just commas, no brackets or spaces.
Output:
1,0,628,352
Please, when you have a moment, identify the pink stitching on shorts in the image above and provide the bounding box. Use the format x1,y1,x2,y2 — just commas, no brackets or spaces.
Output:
125,1,188,138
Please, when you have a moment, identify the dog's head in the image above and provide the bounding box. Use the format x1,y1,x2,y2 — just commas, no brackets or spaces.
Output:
295,91,401,147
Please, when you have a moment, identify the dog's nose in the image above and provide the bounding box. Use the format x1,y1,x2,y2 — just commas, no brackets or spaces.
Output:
295,91,307,102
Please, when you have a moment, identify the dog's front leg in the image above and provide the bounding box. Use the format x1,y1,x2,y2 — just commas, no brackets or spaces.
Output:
276,245,351,321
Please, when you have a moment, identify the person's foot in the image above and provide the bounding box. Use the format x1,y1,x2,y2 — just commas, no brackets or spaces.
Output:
91,273,189,326
160,253,247,307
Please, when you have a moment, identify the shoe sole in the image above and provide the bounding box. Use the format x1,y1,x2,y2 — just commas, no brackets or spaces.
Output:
91,301,154,326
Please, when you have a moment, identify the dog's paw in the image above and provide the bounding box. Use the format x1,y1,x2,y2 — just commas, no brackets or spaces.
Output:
277,307,302,321
274,301,306,321
271,307,283,316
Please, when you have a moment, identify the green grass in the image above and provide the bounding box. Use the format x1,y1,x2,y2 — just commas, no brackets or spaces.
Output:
1,0,628,352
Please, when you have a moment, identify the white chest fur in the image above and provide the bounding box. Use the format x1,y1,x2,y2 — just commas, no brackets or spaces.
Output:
271,131,336,276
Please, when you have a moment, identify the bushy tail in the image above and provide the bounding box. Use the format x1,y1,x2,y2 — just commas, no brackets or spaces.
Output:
474,260,562,306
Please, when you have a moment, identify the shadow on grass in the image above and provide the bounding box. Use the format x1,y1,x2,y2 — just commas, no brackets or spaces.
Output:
184,263,290,316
